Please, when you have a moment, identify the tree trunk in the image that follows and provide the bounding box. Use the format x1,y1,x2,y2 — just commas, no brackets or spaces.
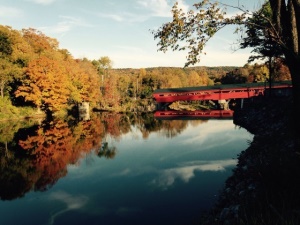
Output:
269,0,300,148
285,0,300,148
0,81,4,98
268,56,273,97
285,53,300,148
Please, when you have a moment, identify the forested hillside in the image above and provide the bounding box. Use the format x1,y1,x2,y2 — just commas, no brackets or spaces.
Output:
0,25,101,118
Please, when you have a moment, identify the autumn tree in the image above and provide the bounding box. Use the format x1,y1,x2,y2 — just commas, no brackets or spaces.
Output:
273,58,291,81
244,63,269,83
103,73,120,108
78,59,101,107
66,58,101,109
187,71,199,86
220,69,247,84
22,28,59,56
6,28,102,115
15,56,71,112
188,70,210,86
13,28,71,113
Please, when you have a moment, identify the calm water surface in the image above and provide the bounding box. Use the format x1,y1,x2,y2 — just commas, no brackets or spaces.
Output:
0,113,253,225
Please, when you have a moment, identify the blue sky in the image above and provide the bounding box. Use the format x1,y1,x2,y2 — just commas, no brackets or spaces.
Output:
0,0,262,68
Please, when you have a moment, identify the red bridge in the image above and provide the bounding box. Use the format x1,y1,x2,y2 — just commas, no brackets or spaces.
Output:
153,81,292,110
154,109,234,120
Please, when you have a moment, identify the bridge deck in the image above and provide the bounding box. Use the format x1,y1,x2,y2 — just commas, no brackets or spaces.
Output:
153,81,292,103
153,81,292,93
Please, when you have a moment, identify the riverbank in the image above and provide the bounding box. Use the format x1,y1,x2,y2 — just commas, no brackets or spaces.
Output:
201,96,300,225
0,97,45,121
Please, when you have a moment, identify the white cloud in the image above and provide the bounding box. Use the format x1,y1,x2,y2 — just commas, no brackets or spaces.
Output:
39,16,92,35
91,0,189,24
137,0,171,17
137,0,189,17
91,0,174,24
95,11,148,23
96,13,125,22
176,0,190,13
0,6,23,18
199,48,252,66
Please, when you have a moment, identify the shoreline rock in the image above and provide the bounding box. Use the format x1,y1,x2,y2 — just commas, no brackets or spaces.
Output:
201,96,300,225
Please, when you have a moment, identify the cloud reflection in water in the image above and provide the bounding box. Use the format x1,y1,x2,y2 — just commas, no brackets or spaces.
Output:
152,159,237,189
47,191,88,225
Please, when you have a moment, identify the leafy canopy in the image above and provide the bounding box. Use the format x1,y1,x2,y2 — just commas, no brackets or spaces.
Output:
152,0,249,67
240,1,284,62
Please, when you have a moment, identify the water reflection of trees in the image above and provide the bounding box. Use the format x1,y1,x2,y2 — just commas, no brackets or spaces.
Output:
0,112,209,200
98,142,117,159
0,116,104,200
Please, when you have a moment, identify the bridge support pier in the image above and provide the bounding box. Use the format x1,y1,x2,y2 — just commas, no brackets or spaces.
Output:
218,99,230,110
78,102,90,120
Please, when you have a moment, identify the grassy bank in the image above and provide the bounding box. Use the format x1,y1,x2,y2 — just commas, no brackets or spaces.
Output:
201,96,300,225
0,97,45,121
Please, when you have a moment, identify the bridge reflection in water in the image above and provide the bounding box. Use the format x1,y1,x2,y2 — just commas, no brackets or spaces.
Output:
154,109,234,120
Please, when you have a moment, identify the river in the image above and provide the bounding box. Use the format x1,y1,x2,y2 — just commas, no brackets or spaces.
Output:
0,112,253,225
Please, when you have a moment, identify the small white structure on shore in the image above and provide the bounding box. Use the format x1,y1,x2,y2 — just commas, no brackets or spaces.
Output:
78,102,90,120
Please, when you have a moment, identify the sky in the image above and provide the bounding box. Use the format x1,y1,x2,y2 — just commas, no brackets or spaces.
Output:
0,0,263,68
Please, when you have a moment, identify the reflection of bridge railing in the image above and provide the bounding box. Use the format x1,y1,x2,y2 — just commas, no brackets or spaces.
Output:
153,81,293,103
154,110,234,120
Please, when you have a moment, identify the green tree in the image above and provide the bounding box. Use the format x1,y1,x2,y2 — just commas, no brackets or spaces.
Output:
0,29,13,57
0,58,21,98
92,56,113,94
92,56,113,77
0,26,24,98
241,2,284,91
241,2,283,61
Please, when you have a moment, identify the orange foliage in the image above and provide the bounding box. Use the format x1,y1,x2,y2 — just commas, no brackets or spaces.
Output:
22,28,59,54
66,59,101,107
274,58,291,81
12,28,101,113
15,56,71,111
18,117,104,190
